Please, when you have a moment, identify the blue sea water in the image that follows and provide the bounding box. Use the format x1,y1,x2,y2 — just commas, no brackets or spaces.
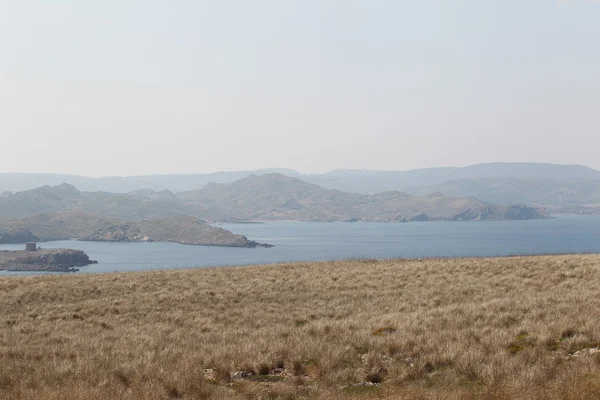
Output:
1,215,599,276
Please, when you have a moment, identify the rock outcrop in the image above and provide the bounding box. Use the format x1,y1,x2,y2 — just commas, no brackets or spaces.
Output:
0,249,97,272
503,204,551,220
0,212,273,248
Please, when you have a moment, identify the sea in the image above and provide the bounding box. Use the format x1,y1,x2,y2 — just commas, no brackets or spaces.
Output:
1,214,599,276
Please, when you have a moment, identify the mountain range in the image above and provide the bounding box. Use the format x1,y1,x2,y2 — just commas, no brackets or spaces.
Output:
1,163,599,214
0,173,547,222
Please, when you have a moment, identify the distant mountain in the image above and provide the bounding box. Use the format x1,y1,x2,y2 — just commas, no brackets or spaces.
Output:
0,174,547,222
2,163,598,194
406,178,600,211
0,183,190,220
0,169,306,194
178,173,548,222
314,164,600,214
304,163,600,194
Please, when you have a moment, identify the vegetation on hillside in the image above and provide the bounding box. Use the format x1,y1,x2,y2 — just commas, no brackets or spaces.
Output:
407,177,600,212
1,255,600,399
0,174,549,222
0,211,258,247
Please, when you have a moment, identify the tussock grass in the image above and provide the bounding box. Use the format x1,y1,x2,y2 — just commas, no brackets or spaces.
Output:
2,255,600,399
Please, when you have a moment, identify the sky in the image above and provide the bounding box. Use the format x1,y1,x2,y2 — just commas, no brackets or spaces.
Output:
1,0,599,177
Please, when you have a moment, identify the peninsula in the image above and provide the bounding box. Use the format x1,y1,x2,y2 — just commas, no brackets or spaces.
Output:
0,211,272,248
0,248,97,272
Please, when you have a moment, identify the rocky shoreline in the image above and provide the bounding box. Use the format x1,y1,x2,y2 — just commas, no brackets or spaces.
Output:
0,249,98,272
0,213,274,248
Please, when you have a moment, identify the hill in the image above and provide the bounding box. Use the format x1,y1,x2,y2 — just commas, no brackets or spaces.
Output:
178,173,549,222
306,163,600,194
0,175,548,222
0,169,306,194
0,211,266,247
406,178,600,212
1,163,598,194
1,255,600,399
1,163,597,215
0,184,189,220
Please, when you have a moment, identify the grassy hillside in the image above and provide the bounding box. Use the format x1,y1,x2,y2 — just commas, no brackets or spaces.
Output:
0,211,255,247
1,255,600,399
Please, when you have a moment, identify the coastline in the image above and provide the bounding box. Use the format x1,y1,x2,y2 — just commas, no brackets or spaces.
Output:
0,248,97,272
1,214,598,276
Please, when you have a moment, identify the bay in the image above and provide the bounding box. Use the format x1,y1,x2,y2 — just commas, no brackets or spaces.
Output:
1,215,599,276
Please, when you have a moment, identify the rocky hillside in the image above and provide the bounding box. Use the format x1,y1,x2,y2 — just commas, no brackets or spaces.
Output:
0,174,549,222
0,211,269,248
406,178,600,213
79,215,263,247
0,184,188,220
0,249,97,272
179,174,550,222
1,164,598,215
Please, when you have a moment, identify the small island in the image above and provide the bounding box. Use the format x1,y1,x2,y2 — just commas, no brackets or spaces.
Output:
0,245,97,272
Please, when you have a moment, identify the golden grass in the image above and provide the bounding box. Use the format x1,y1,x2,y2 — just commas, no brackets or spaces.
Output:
2,255,600,399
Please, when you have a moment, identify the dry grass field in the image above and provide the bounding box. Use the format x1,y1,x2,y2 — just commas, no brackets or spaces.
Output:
2,255,600,399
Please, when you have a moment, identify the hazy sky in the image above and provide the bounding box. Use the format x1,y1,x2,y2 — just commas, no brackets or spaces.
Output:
1,1,599,176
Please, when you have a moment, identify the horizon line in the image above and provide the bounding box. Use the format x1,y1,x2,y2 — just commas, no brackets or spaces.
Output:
0,161,595,179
